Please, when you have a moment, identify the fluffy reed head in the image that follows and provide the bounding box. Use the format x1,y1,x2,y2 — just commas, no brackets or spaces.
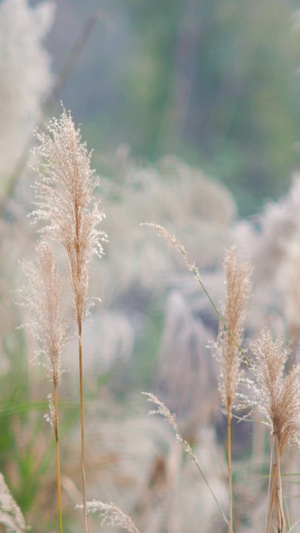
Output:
217,246,252,415
32,108,107,324
80,501,140,533
0,471,27,532
21,241,68,388
246,330,300,454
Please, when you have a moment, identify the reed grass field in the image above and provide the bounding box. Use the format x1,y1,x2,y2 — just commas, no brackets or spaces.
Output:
2,1,300,532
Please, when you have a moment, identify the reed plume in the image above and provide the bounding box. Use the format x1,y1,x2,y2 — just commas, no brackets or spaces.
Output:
79,501,140,533
216,246,252,533
141,223,250,365
21,241,68,533
32,108,107,532
217,246,252,415
245,330,300,532
142,392,230,530
0,472,27,532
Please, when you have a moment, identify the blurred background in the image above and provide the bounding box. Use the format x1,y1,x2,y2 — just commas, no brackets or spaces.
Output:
2,0,300,531
43,0,300,215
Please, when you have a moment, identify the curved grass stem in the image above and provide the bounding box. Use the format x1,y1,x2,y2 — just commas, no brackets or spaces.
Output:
141,223,251,366
142,392,233,532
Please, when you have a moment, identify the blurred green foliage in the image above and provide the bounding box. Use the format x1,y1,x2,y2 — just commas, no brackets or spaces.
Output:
53,0,300,215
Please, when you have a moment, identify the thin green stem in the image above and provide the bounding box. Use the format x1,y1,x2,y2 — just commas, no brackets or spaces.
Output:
189,446,233,531
78,324,89,533
189,263,251,366
288,517,300,532
142,223,251,366
53,385,63,533
143,392,233,532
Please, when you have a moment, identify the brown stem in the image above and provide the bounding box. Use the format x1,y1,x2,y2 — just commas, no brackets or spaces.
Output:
78,323,89,533
266,435,286,533
53,385,63,533
227,412,233,533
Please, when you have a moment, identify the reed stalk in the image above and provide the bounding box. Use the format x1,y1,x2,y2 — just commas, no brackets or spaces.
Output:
78,322,89,533
21,242,69,532
227,412,233,533
33,109,107,532
143,392,232,531
53,385,63,533
142,226,253,533
244,332,300,533
266,434,286,533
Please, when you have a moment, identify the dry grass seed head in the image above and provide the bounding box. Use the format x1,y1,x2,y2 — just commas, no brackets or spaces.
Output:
81,501,140,533
21,241,68,388
32,108,107,324
0,472,27,532
217,246,252,414
248,330,300,453
142,392,230,529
